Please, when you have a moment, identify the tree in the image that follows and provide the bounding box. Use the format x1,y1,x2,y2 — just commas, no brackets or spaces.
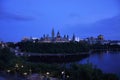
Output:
0,47,16,70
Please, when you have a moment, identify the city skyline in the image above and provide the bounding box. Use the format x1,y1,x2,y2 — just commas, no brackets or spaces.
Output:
0,0,120,42
21,28,104,42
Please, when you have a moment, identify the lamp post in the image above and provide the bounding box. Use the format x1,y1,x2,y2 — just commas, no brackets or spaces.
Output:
7,69,11,77
28,68,32,80
14,63,19,79
7,69,11,73
66,75,69,80
21,65,24,68
61,71,65,80
23,72,27,80
29,68,32,75
14,63,24,80
46,72,50,80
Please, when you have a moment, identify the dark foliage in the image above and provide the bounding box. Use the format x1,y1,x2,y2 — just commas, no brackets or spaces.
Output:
16,41,90,53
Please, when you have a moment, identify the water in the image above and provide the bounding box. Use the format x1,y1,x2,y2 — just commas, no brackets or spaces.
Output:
79,52,120,76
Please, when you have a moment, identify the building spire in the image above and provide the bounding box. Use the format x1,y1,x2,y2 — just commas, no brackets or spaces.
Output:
57,31,61,38
52,28,55,38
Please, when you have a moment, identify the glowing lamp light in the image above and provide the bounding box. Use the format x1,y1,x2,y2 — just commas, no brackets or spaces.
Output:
7,70,11,73
46,72,50,75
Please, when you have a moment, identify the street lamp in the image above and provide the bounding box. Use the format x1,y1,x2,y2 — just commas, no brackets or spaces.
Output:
61,71,65,80
46,72,50,80
14,63,19,79
23,72,27,75
61,71,65,75
67,75,69,79
46,72,50,75
7,69,11,73
21,65,24,68
7,69,11,76
23,72,28,80
14,63,24,79
29,68,32,75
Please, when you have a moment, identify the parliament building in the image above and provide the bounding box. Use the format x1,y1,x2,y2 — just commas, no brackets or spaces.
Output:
22,28,75,43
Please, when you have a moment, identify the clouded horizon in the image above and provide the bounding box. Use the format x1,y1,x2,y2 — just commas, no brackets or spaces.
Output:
0,0,120,42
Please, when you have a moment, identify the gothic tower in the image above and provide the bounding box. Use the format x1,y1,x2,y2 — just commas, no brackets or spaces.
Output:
52,28,55,38
72,34,75,41
57,31,61,38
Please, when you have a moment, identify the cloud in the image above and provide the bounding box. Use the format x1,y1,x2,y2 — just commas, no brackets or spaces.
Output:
65,14,120,40
0,0,34,21
69,13,81,18
0,12,34,21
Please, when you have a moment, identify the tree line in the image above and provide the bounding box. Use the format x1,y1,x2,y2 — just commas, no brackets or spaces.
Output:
16,41,90,53
7,41,120,54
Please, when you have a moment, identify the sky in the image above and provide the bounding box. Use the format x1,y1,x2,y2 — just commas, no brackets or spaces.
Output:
0,0,120,42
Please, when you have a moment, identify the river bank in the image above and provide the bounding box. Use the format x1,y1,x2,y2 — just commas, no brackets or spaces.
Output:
25,53,90,63
79,52,120,78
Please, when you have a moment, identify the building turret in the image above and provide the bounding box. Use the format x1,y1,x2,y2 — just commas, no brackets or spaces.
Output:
57,31,61,38
52,28,55,38
67,35,69,40
43,34,46,39
98,34,104,40
72,34,75,41
64,35,66,39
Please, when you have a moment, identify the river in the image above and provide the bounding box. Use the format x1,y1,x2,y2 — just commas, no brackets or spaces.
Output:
79,51,120,77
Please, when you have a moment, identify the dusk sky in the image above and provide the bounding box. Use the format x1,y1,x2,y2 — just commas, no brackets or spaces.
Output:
0,0,120,42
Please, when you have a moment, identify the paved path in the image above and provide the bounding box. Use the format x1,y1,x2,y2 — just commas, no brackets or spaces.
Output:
27,74,59,80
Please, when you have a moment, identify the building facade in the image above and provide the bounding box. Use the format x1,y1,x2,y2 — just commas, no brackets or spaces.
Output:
22,28,72,43
39,28,70,43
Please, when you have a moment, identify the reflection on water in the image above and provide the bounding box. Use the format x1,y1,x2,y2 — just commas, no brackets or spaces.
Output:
79,52,120,76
